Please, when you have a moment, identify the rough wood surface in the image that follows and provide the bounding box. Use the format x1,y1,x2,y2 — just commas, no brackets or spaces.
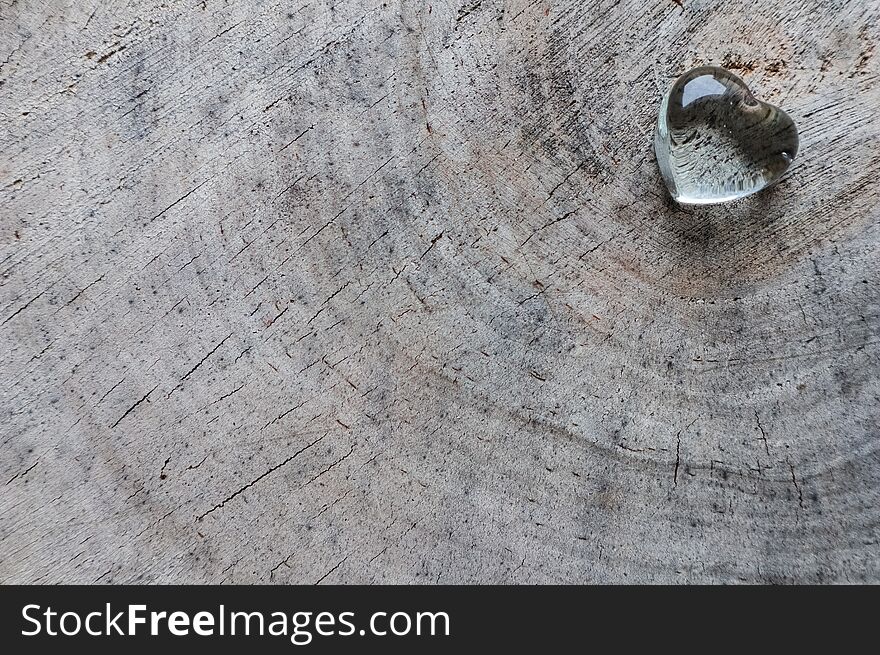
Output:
1,0,879,584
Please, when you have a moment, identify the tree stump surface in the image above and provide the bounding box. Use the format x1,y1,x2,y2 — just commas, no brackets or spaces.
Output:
1,0,879,583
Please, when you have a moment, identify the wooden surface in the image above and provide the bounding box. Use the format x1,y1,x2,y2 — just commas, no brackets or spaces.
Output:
1,0,879,583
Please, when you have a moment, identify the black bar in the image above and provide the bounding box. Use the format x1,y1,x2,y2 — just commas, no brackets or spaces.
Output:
0,585,873,652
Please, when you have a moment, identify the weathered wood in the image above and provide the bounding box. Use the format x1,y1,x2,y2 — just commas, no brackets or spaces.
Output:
1,0,878,583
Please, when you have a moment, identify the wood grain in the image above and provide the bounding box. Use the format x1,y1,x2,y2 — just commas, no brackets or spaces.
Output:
1,0,878,583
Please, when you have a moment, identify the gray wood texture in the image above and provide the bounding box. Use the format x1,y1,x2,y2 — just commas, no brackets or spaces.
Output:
1,0,879,584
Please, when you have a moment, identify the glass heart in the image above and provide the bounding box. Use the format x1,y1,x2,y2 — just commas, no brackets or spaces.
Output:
654,65,799,204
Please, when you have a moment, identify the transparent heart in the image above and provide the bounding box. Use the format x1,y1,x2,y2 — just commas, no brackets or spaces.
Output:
655,65,799,205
